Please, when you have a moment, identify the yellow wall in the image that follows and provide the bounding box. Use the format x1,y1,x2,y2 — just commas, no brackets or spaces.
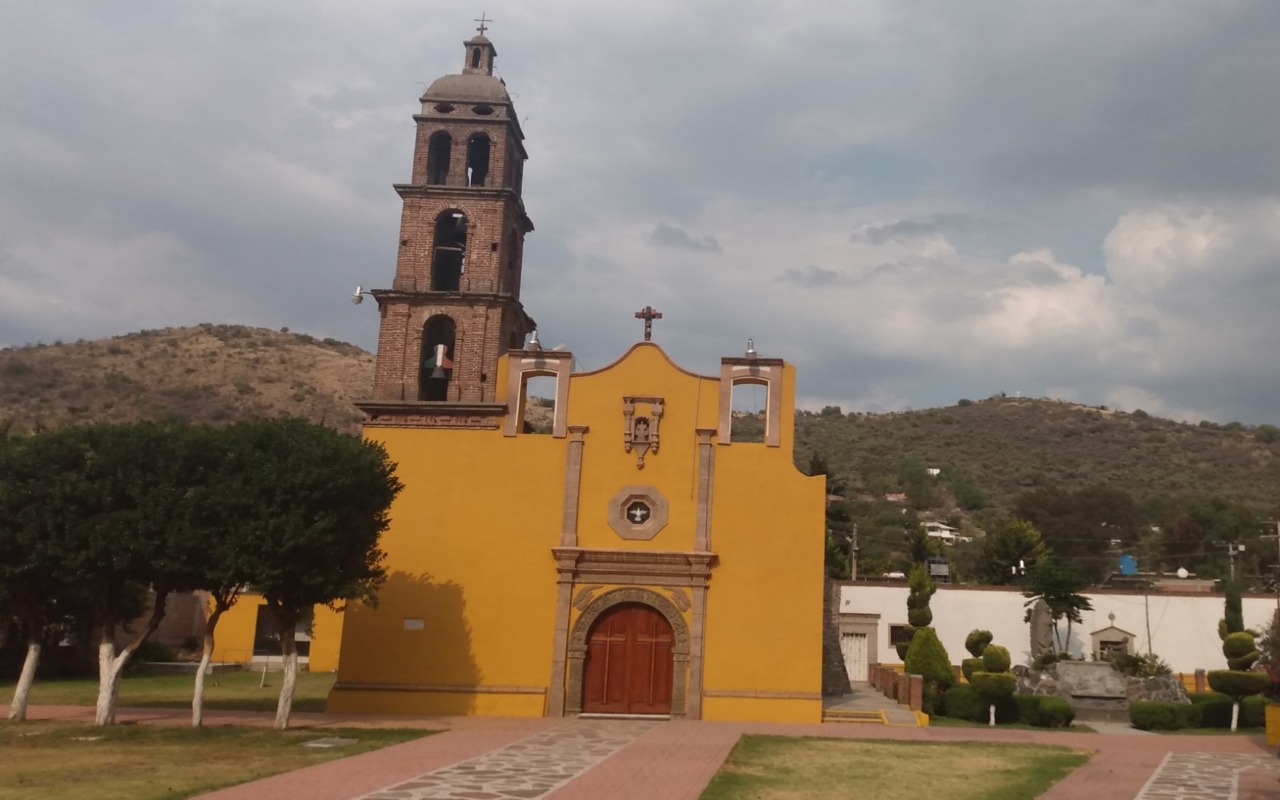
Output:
211,593,343,671
330,342,825,722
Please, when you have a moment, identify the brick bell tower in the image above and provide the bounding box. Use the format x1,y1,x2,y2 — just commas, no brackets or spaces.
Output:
359,28,536,427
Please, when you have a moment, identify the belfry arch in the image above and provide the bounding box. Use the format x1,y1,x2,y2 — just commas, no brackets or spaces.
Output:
564,588,690,717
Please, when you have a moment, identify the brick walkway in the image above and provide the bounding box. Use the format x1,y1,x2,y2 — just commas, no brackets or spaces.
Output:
21,705,1280,799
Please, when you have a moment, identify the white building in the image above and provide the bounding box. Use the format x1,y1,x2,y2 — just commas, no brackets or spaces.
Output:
837,582,1277,681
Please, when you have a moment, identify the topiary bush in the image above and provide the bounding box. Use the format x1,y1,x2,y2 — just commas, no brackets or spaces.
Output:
904,627,955,713
906,565,936,628
982,644,1011,673
1207,670,1270,730
970,672,1017,725
895,625,915,661
942,684,985,721
1241,694,1268,728
965,629,993,658
961,657,985,683
1223,632,1260,671
1129,701,1196,731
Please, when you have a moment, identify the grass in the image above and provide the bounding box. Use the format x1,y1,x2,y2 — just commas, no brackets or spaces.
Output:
0,720,427,800
699,736,1089,800
0,669,337,714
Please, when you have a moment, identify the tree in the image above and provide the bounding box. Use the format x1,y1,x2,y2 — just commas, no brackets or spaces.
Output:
961,629,992,682
208,419,401,729
1022,558,1093,654
978,519,1049,585
0,432,77,721
897,564,936,659
903,626,954,714
1209,581,1266,731
40,423,214,725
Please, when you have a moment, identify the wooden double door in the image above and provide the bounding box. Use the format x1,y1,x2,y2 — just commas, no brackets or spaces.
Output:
581,602,674,715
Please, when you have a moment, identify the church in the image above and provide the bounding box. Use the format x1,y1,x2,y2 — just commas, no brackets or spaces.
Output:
326,28,826,723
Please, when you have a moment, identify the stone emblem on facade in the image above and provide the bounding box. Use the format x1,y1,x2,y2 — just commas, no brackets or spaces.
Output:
608,485,668,541
622,396,664,469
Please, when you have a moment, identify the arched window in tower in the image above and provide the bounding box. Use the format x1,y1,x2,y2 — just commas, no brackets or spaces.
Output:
419,315,456,401
471,47,481,69
466,133,490,187
431,210,467,291
427,131,451,185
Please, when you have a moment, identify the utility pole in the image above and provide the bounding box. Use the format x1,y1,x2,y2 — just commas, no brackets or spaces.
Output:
1260,520,1280,613
1227,542,1246,581
849,524,859,581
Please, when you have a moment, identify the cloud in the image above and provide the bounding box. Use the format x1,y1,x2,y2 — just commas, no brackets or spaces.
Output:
3,2,1280,424
647,223,722,254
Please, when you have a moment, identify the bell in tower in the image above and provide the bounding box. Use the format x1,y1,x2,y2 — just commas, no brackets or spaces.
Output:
359,25,536,426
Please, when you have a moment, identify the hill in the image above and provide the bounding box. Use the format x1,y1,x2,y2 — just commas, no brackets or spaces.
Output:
5,326,1279,578
0,324,371,435
794,397,1280,514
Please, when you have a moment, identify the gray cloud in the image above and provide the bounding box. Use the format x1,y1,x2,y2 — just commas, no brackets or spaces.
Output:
647,223,722,254
3,2,1280,424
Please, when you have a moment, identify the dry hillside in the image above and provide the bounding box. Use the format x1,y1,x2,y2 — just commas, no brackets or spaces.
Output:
0,324,372,435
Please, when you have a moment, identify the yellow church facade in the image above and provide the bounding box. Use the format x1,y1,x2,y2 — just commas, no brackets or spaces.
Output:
327,30,825,723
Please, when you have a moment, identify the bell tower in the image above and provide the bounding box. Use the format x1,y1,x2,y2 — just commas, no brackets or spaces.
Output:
360,28,535,427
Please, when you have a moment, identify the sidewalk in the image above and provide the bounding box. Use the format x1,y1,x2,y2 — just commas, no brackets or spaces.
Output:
21,704,1280,800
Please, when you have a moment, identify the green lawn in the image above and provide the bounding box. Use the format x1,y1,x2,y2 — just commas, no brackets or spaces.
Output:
0,720,427,800
0,669,337,714
700,736,1089,800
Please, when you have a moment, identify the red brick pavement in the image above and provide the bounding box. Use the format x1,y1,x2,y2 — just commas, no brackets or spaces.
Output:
21,705,1280,800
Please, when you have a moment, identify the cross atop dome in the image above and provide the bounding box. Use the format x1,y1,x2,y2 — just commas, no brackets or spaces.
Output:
474,12,490,36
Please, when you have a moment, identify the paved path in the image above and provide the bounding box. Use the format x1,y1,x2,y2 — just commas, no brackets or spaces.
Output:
21,704,1280,799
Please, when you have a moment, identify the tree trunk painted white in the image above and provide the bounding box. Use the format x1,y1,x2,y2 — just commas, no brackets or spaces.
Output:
192,603,228,728
8,642,42,722
95,595,170,726
273,635,299,730
989,704,996,726
1232,701,1240,732
95,640,130,726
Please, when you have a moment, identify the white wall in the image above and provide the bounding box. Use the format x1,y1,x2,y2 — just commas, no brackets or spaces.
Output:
840,583,1278,674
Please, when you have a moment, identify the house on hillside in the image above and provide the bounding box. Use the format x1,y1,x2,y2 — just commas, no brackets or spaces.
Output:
923,521,971,546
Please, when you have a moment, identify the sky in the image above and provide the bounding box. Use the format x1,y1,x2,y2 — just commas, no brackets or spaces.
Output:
2,2,1279,424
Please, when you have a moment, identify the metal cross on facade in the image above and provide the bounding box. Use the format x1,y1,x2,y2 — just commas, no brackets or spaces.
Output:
474,12,491,35
634,306,663,341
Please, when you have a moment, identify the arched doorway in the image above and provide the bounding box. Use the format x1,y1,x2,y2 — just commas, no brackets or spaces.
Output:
581,602,674,715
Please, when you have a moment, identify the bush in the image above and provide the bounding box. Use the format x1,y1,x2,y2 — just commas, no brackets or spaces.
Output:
965,629,993,658
942,684,985,721
1223,633,1260,671
131,640,176,664
1207,670,1270,700
961,657,985,683
1241,694,1268,728
1129,701,1196,731
982,645,1011,673
1188,692,1233,728
904,627,955,713
1015,695,1077,728
1111,652,1172,677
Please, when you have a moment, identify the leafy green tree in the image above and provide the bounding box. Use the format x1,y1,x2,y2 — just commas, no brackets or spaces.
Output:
1015,486,1138,583
208,419,401,729
903,626,954,714
0,432,78,721
5,423,213,725
1022,558,1093,654
978,519,1049,585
